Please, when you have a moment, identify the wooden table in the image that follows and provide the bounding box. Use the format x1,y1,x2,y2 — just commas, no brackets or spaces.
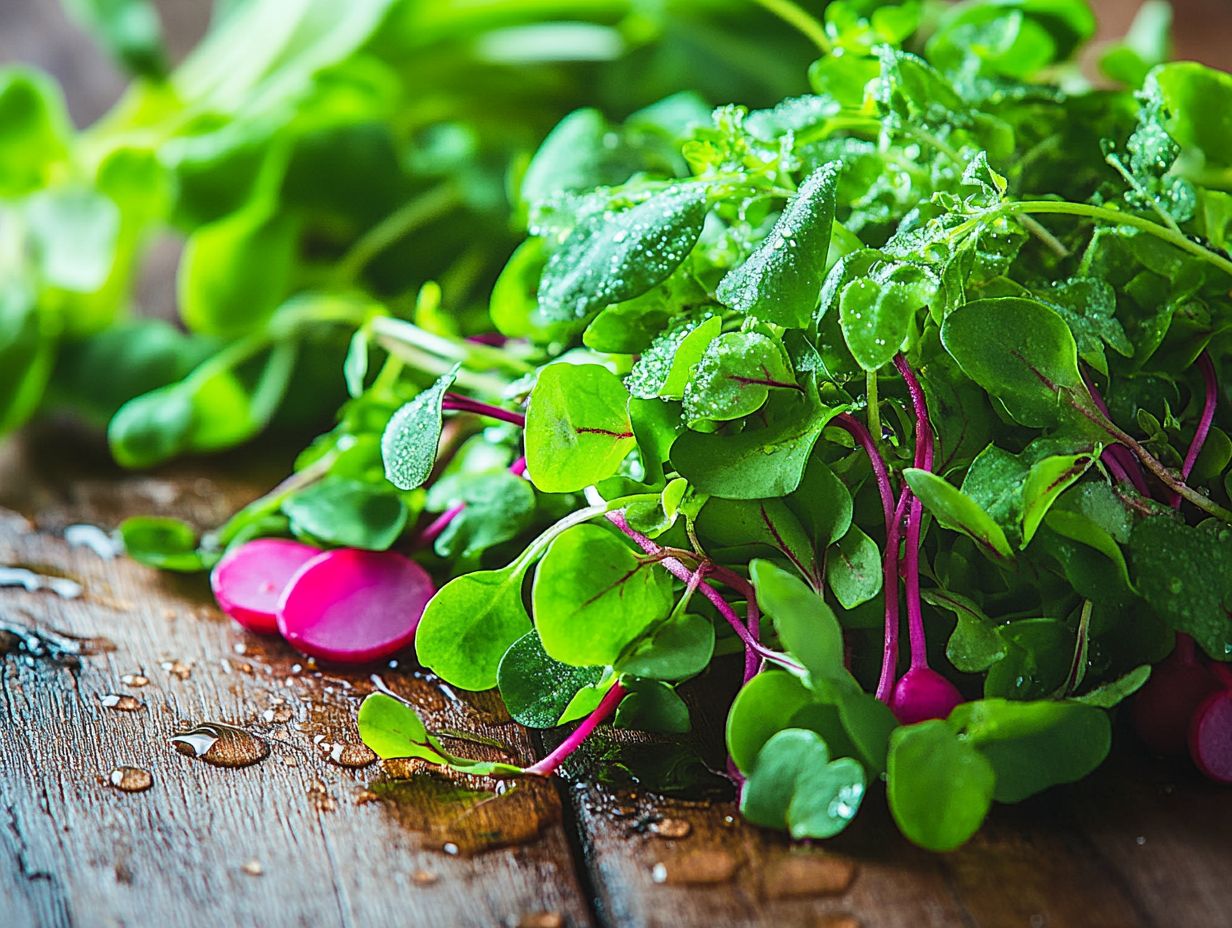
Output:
3,2,1231,926
3,431,1232,928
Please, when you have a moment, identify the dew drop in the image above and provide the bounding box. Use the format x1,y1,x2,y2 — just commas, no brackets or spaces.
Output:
241,859,264,877
108,766,153,792
762,852,857,898
120,673,149,688
517,913,564,928
411,869,439,886
170,723,270,768
101,694,144,712
650,817,692,839
650,849,739,885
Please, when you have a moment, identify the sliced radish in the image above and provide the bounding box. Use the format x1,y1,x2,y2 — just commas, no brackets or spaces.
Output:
1189,690,1232,784
1132,641,1219,755
210,538,322,634
276,548,434,664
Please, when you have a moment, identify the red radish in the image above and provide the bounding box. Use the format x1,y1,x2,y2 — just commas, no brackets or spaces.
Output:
276,549,434,664
1132,637,1219,755
210,539,322,634
1189,688,1232,783
890,666,964,725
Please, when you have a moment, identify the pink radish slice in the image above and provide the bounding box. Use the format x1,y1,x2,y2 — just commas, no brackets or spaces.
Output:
1189,690,1232,784
276,548,434,664
1132,647,1219,755
211,539,323,634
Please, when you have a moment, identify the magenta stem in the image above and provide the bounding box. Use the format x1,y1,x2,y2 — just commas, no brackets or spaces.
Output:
894,355,934,675
1170,352,1218,509
442,394,526,428
835,412,903,702
523,681,629,777
605,511,799,678
1082,371,1152,496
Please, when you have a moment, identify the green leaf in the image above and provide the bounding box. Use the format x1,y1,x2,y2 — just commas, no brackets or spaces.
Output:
1073,665,1152,708
282,476,408,550
1020,451,1095,546
887,720,996,852
0,69,70,197
426,469,536,560
923,588,1008,673
107,383,196,469
415,563,532,691
948,699,1112,803
381,370,457,491
984,618,1073,699
357,693,520,776
827,525,883,609
532,524,673,667
740,729,866,839
537,185,708,321
625,314,721,400
716,162,841,328
614,679,690,734
750,559,850,690
62,0,166,77
726,670,816,774
615,612,715,681
525,363,636,493
178,206,298,337
119,516,212,573
672,388,839,499
903,468,1014,560
941,297,1083,428
23,187,121,294
1129,516,1232,658
682,331,797,425
695,498,819,587
838,263,938,371
497,631,607,728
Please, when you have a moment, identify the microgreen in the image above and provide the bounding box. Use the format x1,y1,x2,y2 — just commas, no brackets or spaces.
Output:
80,0,1232,851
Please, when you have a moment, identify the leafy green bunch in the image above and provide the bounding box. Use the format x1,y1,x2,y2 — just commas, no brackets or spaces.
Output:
0,0,817,455
127,0,1232,850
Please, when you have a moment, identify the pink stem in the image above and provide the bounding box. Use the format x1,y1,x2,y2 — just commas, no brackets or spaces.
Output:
1170,352,1218,508
414,456,528,548
442,394,526,427
523,681,629,777
835,412,903,702
605,511,799,677
894,355,934,674
1082,371,1152,496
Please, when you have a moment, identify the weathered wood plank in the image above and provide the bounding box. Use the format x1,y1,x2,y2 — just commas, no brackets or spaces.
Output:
0,430,596,928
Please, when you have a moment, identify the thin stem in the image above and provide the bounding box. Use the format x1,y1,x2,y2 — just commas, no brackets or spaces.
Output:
1082,371,1152,497
750,0,832,53
442,395,526,428
1170,352,1218,509
1019,214,1070,258
835,410,902,701
894,355,935,673
606,511,800,674
523,682,629,778
335,185,460,283
1069,394,1232,523
369,316,533,376
865,371,881,449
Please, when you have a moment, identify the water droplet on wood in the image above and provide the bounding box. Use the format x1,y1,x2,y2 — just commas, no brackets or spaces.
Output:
320,741,377,769
307,778,337,813
65,524,122,559
108,766,152,792
170,723,269,767
120,673,149,688
650,817,691,839
411,869,439,886
651,849,740,885
262,705,293,724
761,853,858,899
160,659,192,680
101,694,144,712
517,914,563,928
241,859,264,877
0,566,83,598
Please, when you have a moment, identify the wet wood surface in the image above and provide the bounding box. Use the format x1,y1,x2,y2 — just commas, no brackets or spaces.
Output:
3,2,1232,926
3,425,1232,928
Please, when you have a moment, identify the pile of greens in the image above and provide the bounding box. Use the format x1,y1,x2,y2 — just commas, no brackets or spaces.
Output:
59,0,1232,850
0,0,814,450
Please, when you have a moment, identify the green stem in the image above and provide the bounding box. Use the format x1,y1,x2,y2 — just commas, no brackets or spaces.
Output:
865,370,881,445
369,316,534,376
335,185,460,283
1006,201,1232,279
750,0,831,53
